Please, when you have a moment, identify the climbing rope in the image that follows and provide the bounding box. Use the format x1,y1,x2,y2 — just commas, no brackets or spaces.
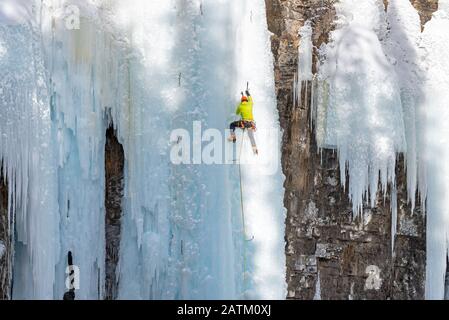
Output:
238,129,254,297
238,130,246,239
238,129,255,242
238,129,248,296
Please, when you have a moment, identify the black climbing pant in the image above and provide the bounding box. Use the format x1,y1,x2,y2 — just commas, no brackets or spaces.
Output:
230,120,256,133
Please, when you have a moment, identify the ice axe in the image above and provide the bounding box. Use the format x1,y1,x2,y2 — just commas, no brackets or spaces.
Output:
241,82,249,96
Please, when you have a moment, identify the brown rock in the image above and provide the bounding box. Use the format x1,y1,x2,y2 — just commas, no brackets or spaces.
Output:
0,171,10,299
104,126,124,300
410,0,439,27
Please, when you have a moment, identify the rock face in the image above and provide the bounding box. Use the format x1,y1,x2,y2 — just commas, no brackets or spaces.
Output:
0,173,10,299
265,0,430,299
409,0,439,27
104,127,124,300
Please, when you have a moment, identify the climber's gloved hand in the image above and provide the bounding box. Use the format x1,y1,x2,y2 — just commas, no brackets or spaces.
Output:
245,90,250,96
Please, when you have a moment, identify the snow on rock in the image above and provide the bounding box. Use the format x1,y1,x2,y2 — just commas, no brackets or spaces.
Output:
439,0,449,13
315,0,406,214
312,0,449,298
383,0,425,212
381,0,425,253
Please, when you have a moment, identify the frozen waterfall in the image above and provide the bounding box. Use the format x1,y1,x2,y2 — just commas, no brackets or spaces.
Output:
0,0,286,299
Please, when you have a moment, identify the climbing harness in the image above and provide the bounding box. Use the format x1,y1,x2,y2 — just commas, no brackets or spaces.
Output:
238,120,257,131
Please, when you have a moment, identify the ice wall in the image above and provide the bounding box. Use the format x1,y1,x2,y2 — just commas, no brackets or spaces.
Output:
383,0,425,212
232,0,286,299
420,1,449,299
0,0,286,300
1,1,60,299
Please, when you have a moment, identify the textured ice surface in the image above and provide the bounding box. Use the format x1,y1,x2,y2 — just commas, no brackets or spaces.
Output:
315,0,406,214
0,7,60,298
232,0,286,299
293,22,313,109
381,0,424,254
420,1,449,299
383,0,449,299
0,0,286,300
384,0,425,212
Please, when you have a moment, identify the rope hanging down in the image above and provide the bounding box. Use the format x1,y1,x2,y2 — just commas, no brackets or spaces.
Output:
238,130,254,242
238,129,253,297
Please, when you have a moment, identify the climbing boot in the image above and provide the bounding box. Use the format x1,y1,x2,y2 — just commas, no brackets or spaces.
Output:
252,146,258,155
228,133,237,143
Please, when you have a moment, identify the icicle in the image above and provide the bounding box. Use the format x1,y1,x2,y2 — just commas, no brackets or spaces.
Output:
313,271,321,300
297,21,313,81
310,74,316,129
294,20,313,109
292,72,297,108
420,0,449,299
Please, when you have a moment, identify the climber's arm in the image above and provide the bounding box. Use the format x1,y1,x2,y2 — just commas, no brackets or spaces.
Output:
247,95,253,106
235,104,241,116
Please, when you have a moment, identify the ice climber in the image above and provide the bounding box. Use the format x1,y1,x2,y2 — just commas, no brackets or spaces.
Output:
228,88,258,155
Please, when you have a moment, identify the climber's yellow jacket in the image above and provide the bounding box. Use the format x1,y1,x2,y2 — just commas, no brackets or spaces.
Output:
235,96,254,121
